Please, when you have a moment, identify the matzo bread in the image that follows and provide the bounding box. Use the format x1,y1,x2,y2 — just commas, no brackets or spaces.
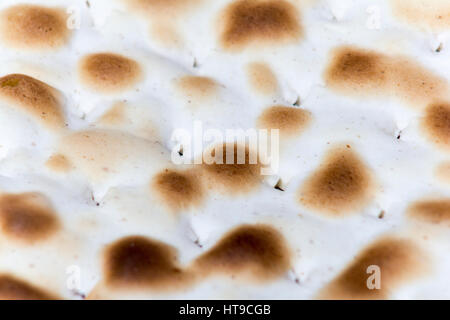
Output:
0,0,449,299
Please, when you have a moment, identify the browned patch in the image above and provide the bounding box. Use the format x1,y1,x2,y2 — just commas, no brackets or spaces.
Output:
126,0,202,17
247,62,278,95
98,103,126,126
104,236,191,290
176,76,218,101
325,47,388,94
79,53,142,93
435,162,450,183
151,24,184,48
0,5,70,50
298,145,374,216
0,74,64,128
318,236,427,299
194,224,291,281
257,105,311,137
152,168,204,212
0,275,57,300
408,199,450,225
391,0,450,31
0,193,60,243
45,154,72,173
422,102,450,150
220,0,302,50
201,142,262,194
325,46,447,108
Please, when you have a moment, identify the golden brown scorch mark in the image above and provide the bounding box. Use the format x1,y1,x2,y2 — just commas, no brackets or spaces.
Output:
391,0,450,31
324,46,448,108
126,0,202,17
408,199,450,225
194,224,291,282
421,102,450,150
79,53,142,94
257,105,311,137
152,168,204,212
0,275,58,300
176,76,218,102
298,144,374,216
104,236,192,290
0,4,70,50
318,236,427,299
220,0,302,50
46,154,72,173
201,142,263,195
247,62,278,95
0,192,60,243
0,74,64,128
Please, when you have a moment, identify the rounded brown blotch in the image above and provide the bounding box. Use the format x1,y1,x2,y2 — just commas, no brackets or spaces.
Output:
435,162,450,183
318,236,427,299
46,154,72,173
0,193,60,243
298,145,374,216
325,46,447,108
201,142,263,194
98,103,126,126
325,46,388,94
104,236,189,290
194,224,291,281
79,53,142,93
247,62,278,95
176,76,218,101
422,102,450,150
408,199,450,225
257,105,311,137
0,5,70,50
0,74,64,128
0,275,57,300
220,0,302,50
127,0,202,17
152,168,204,212
391,0,450,31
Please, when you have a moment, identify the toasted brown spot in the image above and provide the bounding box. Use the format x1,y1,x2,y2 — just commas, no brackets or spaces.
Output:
408,199,450,225
247,62,278,95
326,47,388,93
435,162,450,183
220,0,302,50
298,145,374,216
325,46,447,108
150,24,183,48
318,237,427,299
45,154,72,173
176,76,218,101
152,168,204,212
127,0,201,17
104,236,188,289
0,5,70,50
0,275,57,300
195,225,291,281
422,102,450,150
257,105,311,137
202,142,262,194
79,53,142,93
0,193,59,242
98,103,126,126
391,0,450,31
0,74,64,128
